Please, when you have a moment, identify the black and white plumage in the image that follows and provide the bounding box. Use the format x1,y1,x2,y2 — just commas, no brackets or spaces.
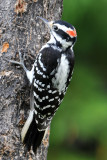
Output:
10,17,77,152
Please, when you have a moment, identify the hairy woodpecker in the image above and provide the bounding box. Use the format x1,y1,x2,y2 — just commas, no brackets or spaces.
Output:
9,17,77,152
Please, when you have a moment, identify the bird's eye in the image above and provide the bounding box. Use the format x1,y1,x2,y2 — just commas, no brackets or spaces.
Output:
53,25,58,31
66,37,70,42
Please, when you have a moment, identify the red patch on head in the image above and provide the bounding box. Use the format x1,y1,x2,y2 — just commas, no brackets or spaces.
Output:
66,29,77,37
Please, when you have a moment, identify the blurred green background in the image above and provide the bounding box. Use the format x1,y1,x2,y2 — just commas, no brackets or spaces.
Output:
48,0,107,160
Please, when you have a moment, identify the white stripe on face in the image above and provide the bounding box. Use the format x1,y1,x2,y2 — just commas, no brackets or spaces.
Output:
54,23,74,35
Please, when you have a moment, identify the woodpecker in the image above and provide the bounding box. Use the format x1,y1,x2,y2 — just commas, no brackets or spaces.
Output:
9,17,77,152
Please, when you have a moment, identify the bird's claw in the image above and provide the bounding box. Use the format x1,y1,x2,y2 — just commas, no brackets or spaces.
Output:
18,51,25,66
5,52,27,72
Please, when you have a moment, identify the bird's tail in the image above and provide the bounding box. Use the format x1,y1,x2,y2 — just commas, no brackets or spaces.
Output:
21,110,45,152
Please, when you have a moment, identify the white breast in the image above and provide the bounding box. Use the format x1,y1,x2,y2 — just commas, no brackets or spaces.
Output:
52,54,70,92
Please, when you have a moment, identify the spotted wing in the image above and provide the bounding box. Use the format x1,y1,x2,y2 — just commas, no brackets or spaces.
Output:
32,47,64,131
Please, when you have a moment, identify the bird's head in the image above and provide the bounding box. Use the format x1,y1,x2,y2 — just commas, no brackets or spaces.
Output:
38,17,77,51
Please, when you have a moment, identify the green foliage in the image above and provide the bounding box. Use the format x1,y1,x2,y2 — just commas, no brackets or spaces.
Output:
48,148,95,160
48,0,107,159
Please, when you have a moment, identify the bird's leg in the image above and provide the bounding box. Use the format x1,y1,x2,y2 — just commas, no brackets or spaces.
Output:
8,51,28,73
6,52,33,84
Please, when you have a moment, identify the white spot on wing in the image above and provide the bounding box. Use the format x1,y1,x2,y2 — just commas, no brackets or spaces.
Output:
52,90,57,94
36,120,38,124
38,87,43,92
38,53,46,71
46,96,49,99
35,110,37,115
43,105,51,110
47,85,50,88
48,90,52,93
34,92,39,99
49,98,54,102
52,105,55,108
34,101,40,108
38,114,45,119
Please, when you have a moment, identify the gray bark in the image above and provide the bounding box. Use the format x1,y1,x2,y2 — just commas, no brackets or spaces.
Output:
0,0,63,159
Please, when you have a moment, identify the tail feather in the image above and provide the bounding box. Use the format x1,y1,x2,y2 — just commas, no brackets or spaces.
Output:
21,111,45,152
33,130,45,152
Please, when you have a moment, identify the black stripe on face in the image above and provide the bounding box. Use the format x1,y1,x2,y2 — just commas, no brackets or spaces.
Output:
55,29,72,42
54,20,74,30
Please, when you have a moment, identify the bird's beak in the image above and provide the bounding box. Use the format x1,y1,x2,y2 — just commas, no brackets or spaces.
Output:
37,16,53,30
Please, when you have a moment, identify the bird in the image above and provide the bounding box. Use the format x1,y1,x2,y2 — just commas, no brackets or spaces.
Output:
9,16,77,153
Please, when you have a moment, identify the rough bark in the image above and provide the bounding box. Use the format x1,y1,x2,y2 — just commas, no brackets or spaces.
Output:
0,0,63,159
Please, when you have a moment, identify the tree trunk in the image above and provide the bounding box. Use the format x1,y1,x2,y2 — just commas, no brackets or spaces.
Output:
0,0,63,159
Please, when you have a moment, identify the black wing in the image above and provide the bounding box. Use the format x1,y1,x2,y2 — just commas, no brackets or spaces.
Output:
32,46,64,130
